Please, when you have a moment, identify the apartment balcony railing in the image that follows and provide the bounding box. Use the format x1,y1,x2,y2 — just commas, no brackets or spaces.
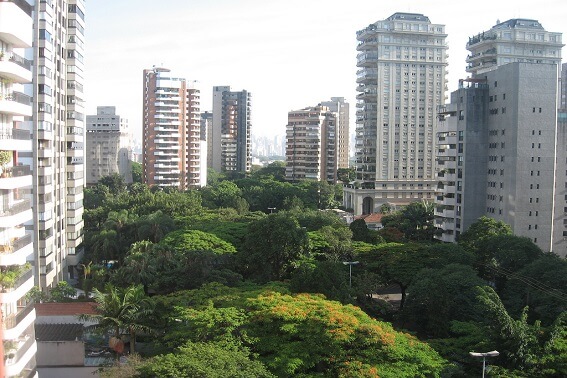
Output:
0,233,31,254
2,299,34,330
0,92,31,105
0,128,30,141
0,199,31,216
7,52,31,70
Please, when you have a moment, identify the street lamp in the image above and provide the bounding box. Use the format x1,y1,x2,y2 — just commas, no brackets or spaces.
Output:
268,207,276,214
469,350,499,378
342,261,359,288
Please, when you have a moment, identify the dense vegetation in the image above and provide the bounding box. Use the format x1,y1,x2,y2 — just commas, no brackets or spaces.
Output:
71,166,567,377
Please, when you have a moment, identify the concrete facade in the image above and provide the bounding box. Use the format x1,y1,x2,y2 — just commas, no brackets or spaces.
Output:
436,63,558,253
85,106,132,185
0,2,38,375
285,105,338,182
210,86,252,173
320,97,350,170
142,67,202,189
344,12,448,215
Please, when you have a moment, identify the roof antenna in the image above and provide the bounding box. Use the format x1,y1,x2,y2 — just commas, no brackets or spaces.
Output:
496,19,500,24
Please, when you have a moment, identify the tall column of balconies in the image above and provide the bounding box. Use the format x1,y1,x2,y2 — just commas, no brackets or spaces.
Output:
0,1,37,376
65,0,86,270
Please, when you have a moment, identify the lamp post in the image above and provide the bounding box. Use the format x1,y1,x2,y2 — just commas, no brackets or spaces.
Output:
268,207,276,214
342,261,359,288
469,350,499,378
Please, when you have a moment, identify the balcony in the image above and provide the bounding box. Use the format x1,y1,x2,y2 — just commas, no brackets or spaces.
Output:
2,298,34,331
0,199,33,228
0,233,32,266
0,52,32,83
0,2,33,47
0,265,33,302
0,92,32,117
4,334,37,378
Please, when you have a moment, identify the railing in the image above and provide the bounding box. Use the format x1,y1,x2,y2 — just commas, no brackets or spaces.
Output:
0,234,31,254
0,92,31,105
0,128,31,141
8,52,31,70
1,199,31,216
2,300,34,329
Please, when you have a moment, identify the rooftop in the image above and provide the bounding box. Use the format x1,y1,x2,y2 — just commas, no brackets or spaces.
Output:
386,13,430,22
492,18,544,30
35,302,98,317
35,323,84,342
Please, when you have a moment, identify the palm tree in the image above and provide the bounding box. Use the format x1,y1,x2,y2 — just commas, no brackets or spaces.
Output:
135,210,175,243
80,284,154,355
119,241,156,294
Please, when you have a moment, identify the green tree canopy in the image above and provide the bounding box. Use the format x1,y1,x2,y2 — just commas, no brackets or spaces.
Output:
160,230,237,255
239,213,309,282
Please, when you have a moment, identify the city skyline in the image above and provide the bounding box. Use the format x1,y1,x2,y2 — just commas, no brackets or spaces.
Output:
85,0,566,141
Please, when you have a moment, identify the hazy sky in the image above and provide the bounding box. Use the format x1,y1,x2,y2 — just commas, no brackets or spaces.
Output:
85,0,566,141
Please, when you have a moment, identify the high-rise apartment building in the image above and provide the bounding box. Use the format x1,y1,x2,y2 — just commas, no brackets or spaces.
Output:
320,97,350,170
210,86,251,173
0,0,38,375
553,63,567,257
86,106,132,185
435,19,562,253
31,0,86,289
285,105,338,182
142,67,201,189
343,13,448,215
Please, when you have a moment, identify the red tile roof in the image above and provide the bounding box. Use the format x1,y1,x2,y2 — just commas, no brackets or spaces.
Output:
354,213,383,223
35,302,98,316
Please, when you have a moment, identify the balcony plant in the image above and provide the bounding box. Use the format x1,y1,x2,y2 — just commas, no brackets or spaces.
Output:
0,263,31,292
0,150,12,177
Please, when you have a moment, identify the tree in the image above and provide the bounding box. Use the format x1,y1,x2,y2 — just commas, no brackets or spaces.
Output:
337,167,355,183
160,230,237,255
289,261,351,302
156,284,448,377
135,210,175,243
501,253,567,325
458,216,512,253
80,284,154,355
131,161,142,183
137,341,274,378
99,173,127,196
49,281,77,302
239,213,309,282
401,264,485,337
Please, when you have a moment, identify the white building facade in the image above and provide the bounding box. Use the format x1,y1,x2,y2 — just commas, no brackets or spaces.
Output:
344,12,448,215
85,106,132,185
0,0,38,375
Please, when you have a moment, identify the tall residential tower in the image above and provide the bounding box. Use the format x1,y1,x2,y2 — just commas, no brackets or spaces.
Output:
343,13,448,215
32,0,86,288
86,106,132,185
210,86,252,173
0,0,38,375
142,67,201,189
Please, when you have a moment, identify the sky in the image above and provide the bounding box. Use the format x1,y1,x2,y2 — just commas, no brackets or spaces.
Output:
85,0,567,142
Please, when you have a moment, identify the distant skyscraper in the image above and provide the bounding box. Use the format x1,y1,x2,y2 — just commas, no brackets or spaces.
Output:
142,67,201,189
200,111,212,186
210,86,252,173
285,105,339,182
0,0,38,374
435,19,562,254
320,97,350,170
344,13,448,214
31,0,86,289
86,106,132,185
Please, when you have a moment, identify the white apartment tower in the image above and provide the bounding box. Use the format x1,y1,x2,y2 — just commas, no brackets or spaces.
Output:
210,86,252,173
343,13,448,215
142,67,202,190
435,19,563,253
319,97,350,170
86,106,132,185
285,105,338,183
31,0,86,289
0,0,38,375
